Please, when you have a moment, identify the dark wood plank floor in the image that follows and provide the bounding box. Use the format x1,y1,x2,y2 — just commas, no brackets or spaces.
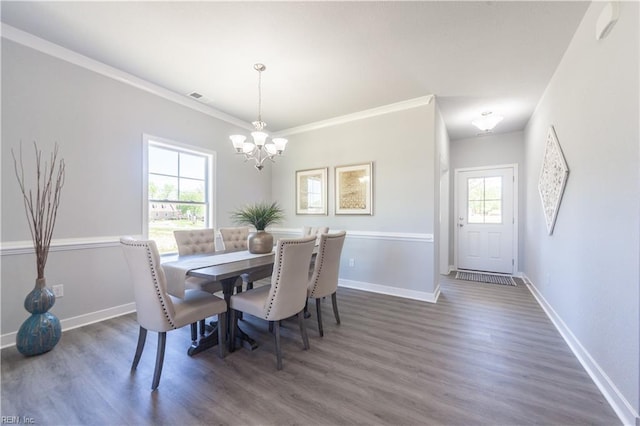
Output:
1,275,620,425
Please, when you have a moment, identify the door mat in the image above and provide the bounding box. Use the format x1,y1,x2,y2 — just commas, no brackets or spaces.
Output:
455,271,516,286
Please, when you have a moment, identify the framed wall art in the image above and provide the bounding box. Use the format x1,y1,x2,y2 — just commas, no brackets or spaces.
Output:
296,167,328,215
335,162,373,215
538,126,569,235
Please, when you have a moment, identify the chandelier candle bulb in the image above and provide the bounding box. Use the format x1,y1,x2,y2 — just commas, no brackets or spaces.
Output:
251,131,268,147
230,135,247,152
242,142,255,154
272,138,288,153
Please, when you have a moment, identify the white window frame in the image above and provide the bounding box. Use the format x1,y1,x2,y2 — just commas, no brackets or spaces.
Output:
142,134,216,240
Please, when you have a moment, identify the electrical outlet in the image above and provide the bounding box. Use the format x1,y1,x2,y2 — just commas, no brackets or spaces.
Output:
348,258,355,267
52,285,64,298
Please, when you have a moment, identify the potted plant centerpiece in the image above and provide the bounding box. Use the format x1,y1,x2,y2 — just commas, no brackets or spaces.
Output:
12,142,65,356
230,201,284,254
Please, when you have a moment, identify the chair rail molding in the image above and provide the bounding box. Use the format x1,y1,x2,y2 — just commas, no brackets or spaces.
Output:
0,230,434,256
0,235,138,256
270,228,433,243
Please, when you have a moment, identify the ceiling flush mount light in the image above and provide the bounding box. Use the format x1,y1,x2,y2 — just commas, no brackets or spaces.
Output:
472,111,504,133
230,63,287,171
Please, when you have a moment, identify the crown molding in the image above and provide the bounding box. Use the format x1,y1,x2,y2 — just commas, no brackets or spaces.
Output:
1,23,253,131
2,23,433,137
274,95,434,137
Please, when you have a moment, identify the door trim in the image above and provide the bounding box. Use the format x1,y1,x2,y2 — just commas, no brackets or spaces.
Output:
453,163,519,275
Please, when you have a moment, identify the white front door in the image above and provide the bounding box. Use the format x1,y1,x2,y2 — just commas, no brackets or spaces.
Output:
455,166,516,274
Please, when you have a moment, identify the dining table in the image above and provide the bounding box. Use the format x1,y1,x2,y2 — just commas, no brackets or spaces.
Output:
161,249,275,356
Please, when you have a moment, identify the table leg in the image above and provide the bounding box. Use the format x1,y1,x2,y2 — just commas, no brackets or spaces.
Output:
187,320,220,356
186,276,258,356
222,277,258,352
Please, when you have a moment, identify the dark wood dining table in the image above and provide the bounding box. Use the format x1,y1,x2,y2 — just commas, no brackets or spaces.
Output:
162,250,275,356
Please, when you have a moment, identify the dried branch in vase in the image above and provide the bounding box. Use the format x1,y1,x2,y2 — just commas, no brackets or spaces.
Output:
12,142,66,280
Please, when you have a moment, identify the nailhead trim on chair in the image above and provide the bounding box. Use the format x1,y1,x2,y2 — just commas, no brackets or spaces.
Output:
264,238,313,319
123,239,176,329
264,240,287,318
147,245,176,329
308,237,330,297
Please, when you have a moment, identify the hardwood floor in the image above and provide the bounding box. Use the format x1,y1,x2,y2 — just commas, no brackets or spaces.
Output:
1,275,620,425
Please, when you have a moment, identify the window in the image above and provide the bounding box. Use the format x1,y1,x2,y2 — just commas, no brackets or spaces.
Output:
305,177,323,209
467,176,502,224
143,135,215,254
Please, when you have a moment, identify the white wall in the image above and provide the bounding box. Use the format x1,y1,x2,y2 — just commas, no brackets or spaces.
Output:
434,101,451,276
1,39,271,336
523,2,639,423
270,101,440,300
449,131,525,271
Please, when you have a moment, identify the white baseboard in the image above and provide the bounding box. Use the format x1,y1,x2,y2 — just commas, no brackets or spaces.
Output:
522,274,638,426
339,279,440,303
1,302,136,349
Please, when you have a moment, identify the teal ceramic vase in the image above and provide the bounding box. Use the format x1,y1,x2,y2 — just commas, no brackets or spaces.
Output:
16,278,61,356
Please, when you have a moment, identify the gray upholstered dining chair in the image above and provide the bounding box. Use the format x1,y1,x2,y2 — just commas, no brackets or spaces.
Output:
219,226,250,251
173,229,223,294
174,228,216,256
219,226,272,291
303,226,329,244
229,235,316,370
120,237,227,390
174,229,225,334
306,231,347,337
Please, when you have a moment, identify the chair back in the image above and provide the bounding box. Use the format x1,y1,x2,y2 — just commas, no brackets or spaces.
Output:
303,226,329,237
263,236,316,321
303,226,329,244
173,229,215,256
308,231,347,299
220,226,249,251
120,237,177,332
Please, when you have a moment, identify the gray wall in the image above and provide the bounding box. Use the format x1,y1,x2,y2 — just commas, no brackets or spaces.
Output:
449,131,525,271
1,39,271,335
524,1,639,419
271,102,441,297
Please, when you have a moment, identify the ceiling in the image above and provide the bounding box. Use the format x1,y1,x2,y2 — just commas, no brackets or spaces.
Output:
0,1,589,140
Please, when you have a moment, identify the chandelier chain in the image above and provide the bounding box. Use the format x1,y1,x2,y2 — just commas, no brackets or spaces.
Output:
256,68,262,125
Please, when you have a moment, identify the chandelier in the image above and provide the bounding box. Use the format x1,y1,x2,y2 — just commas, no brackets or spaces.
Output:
230,63,288,171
